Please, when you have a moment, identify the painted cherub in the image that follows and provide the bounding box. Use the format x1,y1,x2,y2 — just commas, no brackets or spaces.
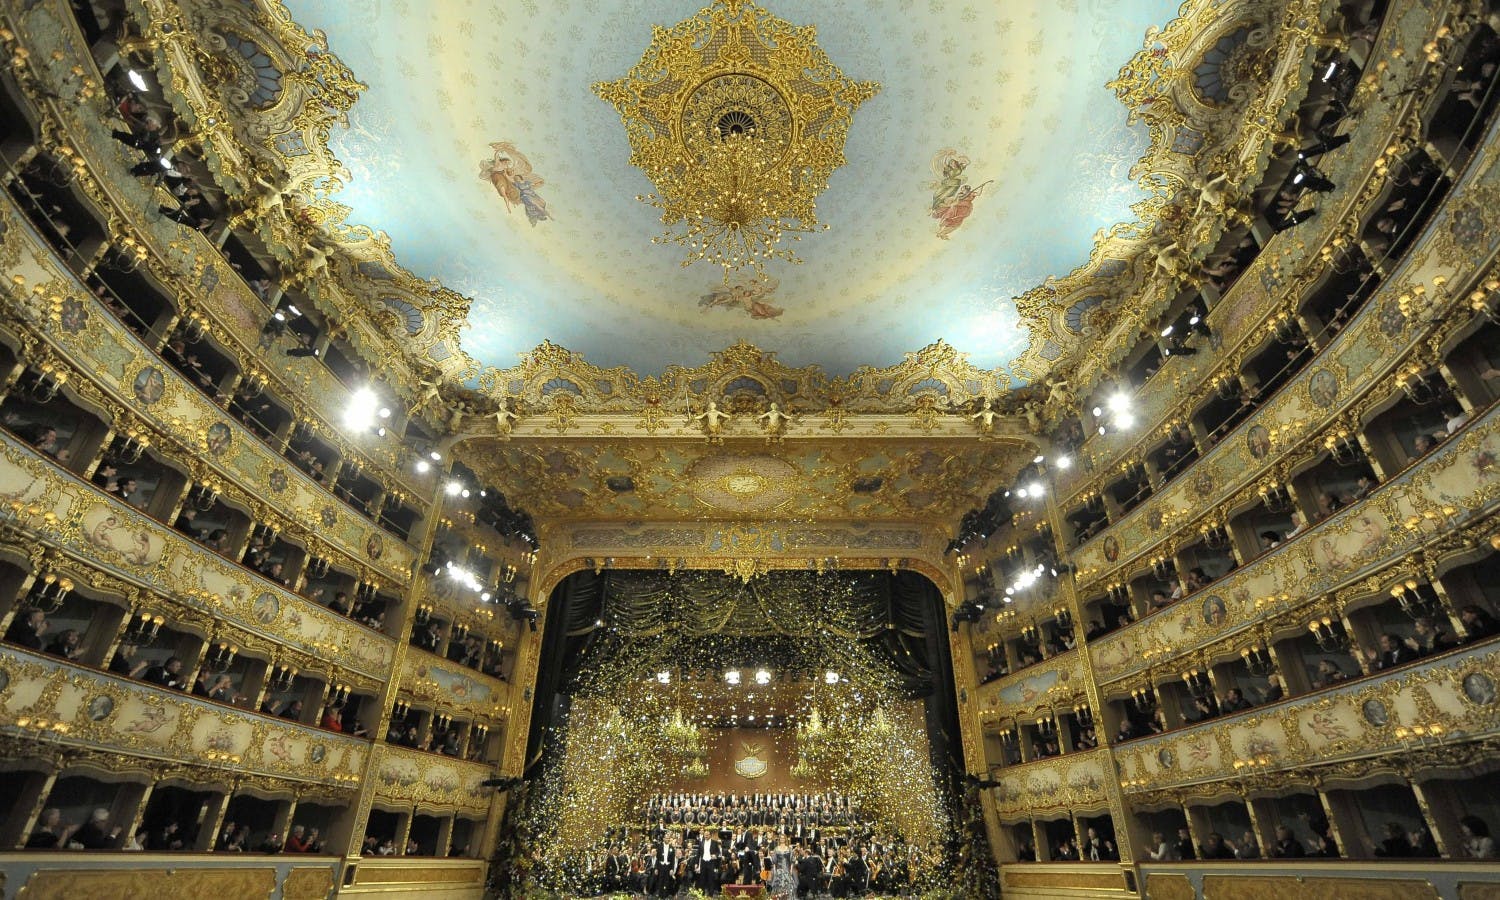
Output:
692,401,731,442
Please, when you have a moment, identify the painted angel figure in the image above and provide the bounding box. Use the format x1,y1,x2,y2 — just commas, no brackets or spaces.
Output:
479,141,551,226
928,148,991,239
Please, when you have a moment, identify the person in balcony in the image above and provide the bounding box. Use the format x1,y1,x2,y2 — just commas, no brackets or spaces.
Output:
321,703,345,733
143,656,186,690
1310,659,1348,689
109,642,149,679
1373,822,1414,857
258,831,285,854
1199,832,1235,859
1174,827,1196,860
279,700,304,721
284,825,310,853
1219,688,1253,713
1256,673,1287,704
5,608,48,650
1460,605,1499,643
1149,589,1173,611
1233,831,1260,859
25,808,79,848
72,808,123,849
44,628,83,661
1367,632,1422,670
1145,831,1173,860
1461,816,1496,858
1271,825,1305,858
1406,616,1457,656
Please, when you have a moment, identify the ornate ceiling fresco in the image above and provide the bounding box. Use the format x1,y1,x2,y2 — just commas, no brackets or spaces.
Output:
279,0,1182,377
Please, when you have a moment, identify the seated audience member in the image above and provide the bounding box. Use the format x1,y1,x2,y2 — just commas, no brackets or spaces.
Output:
25,808,78,848
143,656,187,690
73,808,123,849
109,642,149,679
284,825,310,853
1310,658,1349,689
5,608,48,650
1200,832,1235,860
1461,816,1496,859
1406,616,1456,656
1219,687,1253,713
45,627,83,661
1271,825,1305,858
1367,632,1422,670
1234,831,1260,859
1460,605,1499,643
1373,822,1414,857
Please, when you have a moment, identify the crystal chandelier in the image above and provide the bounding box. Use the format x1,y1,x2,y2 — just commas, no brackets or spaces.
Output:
663,707,706,758
595,0,878,281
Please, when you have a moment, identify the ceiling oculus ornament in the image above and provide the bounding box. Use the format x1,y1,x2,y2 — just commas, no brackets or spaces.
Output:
594,0,878,281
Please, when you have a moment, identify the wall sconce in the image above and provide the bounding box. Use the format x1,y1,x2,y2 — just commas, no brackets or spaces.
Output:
1201,523,1229,550
1396,364,1442,405
450,623,469,643
393,700,412,720
1324,429,1362,465
250,522,279,547
1232,754,1273,775
1393,721,1447,746
122,610,165,645
1240,644,1276,676
1258,481,1292,512
179,312,209,343
1308,615,1349,652
238,371,266,398
1131,686,1158,712
1390,579,1440,619
1074,703,1095,728
205,640,238,673
1214,376,1240,400
25,571,74,613
1107,583,1129,605
414,603,433,626
433,712,452,733
1053,607,1074,632
305,556,330,579
1181,668,1212,698
111,429,149,465
1468,278,1500,323
1019,624,1040,646
1150,556,1174,581
268,663,298,693
356,581,379,605
190,481,221,510
1035,715,1057,736
330,682,351,705
25,361,68,402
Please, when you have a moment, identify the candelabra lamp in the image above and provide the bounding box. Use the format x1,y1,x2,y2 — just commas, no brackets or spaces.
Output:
1053,607,1074,633
1309,615,1350,652
1470,278,1500,323
1391,579,1441,619
110,430,149,465
356,581,380,605
1150,556,1174,581
1074,703,1095,729
1240,644,1277,677
25,572,73,613
392,700,412,721
204,640,238,673
1181,668,1213,699
329,682,352,706
268,663,298,693
1325,429,1363,465
122,610,165,645
190,481,221,510
26,363,66,402
305,555,330,579
1131,686,1158,713
1396,364,1444,404
1258,481,1292,512
1035,715,1057,737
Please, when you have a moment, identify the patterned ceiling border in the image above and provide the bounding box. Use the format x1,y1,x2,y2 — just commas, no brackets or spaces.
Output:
129,0,1334,425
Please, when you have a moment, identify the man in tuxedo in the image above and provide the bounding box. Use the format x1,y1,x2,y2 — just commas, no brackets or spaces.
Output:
796,844,823,895
696,832,722,892
844,850,870,895
736,827,760,884
649,836,677,896
603,844,626,891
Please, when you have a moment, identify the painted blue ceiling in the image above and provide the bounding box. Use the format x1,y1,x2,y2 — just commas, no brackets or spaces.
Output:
283,0,1181,377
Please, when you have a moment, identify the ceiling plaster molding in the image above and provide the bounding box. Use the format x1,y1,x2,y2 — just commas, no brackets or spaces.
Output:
128,0,1333,426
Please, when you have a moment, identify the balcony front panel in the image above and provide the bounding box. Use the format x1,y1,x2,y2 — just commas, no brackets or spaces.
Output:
1089,400,1500,686
1114,640,1500,794
1072,103,1500,586
0,646,369,787
991,746,1111,822
974,648,1085,726
370,743,495,816
400,649,511,724
0,853,339,900
1138,860,1500,900
0,432,397,679
0,194,415,583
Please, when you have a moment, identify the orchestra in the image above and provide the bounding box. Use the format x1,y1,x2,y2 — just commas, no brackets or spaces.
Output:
573,792,941,897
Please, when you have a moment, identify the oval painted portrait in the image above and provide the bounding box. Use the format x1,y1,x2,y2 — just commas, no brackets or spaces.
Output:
1102,536,1121,563
1247,424,1271,460
132,366,166,405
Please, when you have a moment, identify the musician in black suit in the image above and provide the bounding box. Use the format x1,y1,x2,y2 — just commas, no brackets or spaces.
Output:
844,850,870,895
649,836,678,897
735,828,761,884
696,833,723,892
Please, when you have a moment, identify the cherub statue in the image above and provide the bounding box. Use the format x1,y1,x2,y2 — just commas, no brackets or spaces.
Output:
413,376,442,413
1046,378,1073,410
300,240,330,282
969,397,998,434
692,401,731,442
1022,400,1043,434
446,401,469,435
757,402,790,441
493,400,519,436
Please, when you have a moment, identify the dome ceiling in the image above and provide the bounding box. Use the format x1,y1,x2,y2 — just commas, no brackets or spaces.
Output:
281,0,1182,378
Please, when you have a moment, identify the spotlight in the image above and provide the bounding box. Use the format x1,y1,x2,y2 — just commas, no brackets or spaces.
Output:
725,669,741,685
1116,412,1135,429
1092,406,1103,417
273,310,287,322
754,669,771,685
415,459,431,474
1027,481,1044,497
446,481,463,496
429,451,442,461
1189,313,1201,326
378,407,391,418
1056,455,1072,470
1015,487,1028,498
285,304,302,317
344,386,379,432
1033,455,1044,464
480,591,491,602
1322,60,1338,82
127,69,148,91
1107,393,1130,414
461,488,471,498
1160,325,1174,337
375,426,386,436
479,490,487,497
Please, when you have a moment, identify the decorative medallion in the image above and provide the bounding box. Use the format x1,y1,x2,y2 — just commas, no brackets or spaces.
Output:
204,422,232,457
1378,296,1407,337
1308,368,1339,408
1146,507,1165,533
132,366,166,405
688,454,799,513
310,743,327,764
1246,424,1271,459
1191,469,1216,500
268,469,289,493
87,694,115,721
1201,595,1227,627
252,591,281,625
733,741,769,779
594,0,878,279
366,533,384,560
1463,671,1497,706
1156,747,1176,769
57,296,89,334
1102,535,1121,563
1361,698,1389,727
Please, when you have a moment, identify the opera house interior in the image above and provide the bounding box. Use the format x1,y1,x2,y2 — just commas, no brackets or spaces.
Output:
2,0,1500,897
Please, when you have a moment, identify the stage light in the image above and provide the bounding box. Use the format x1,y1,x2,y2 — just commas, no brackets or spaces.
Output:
1160,325,1174,337
1322,60,1338,82
754,669,771,685
657,671,671,684
461,488,471,498
824,670,839,684
344,386,378,432
1092,405,1103,417
127,69,148,91
1032,455,1044,464
415,459,431,474
1015,487,1028,498
285,304,302,317
1027,481,1044,497
725,669,741,685
1107,393,1130,414
430,450,442,461
1116,412,1135,429
378,407,391,418
1056,455,1072,470
1189,313,1201,326
481,591,492,602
